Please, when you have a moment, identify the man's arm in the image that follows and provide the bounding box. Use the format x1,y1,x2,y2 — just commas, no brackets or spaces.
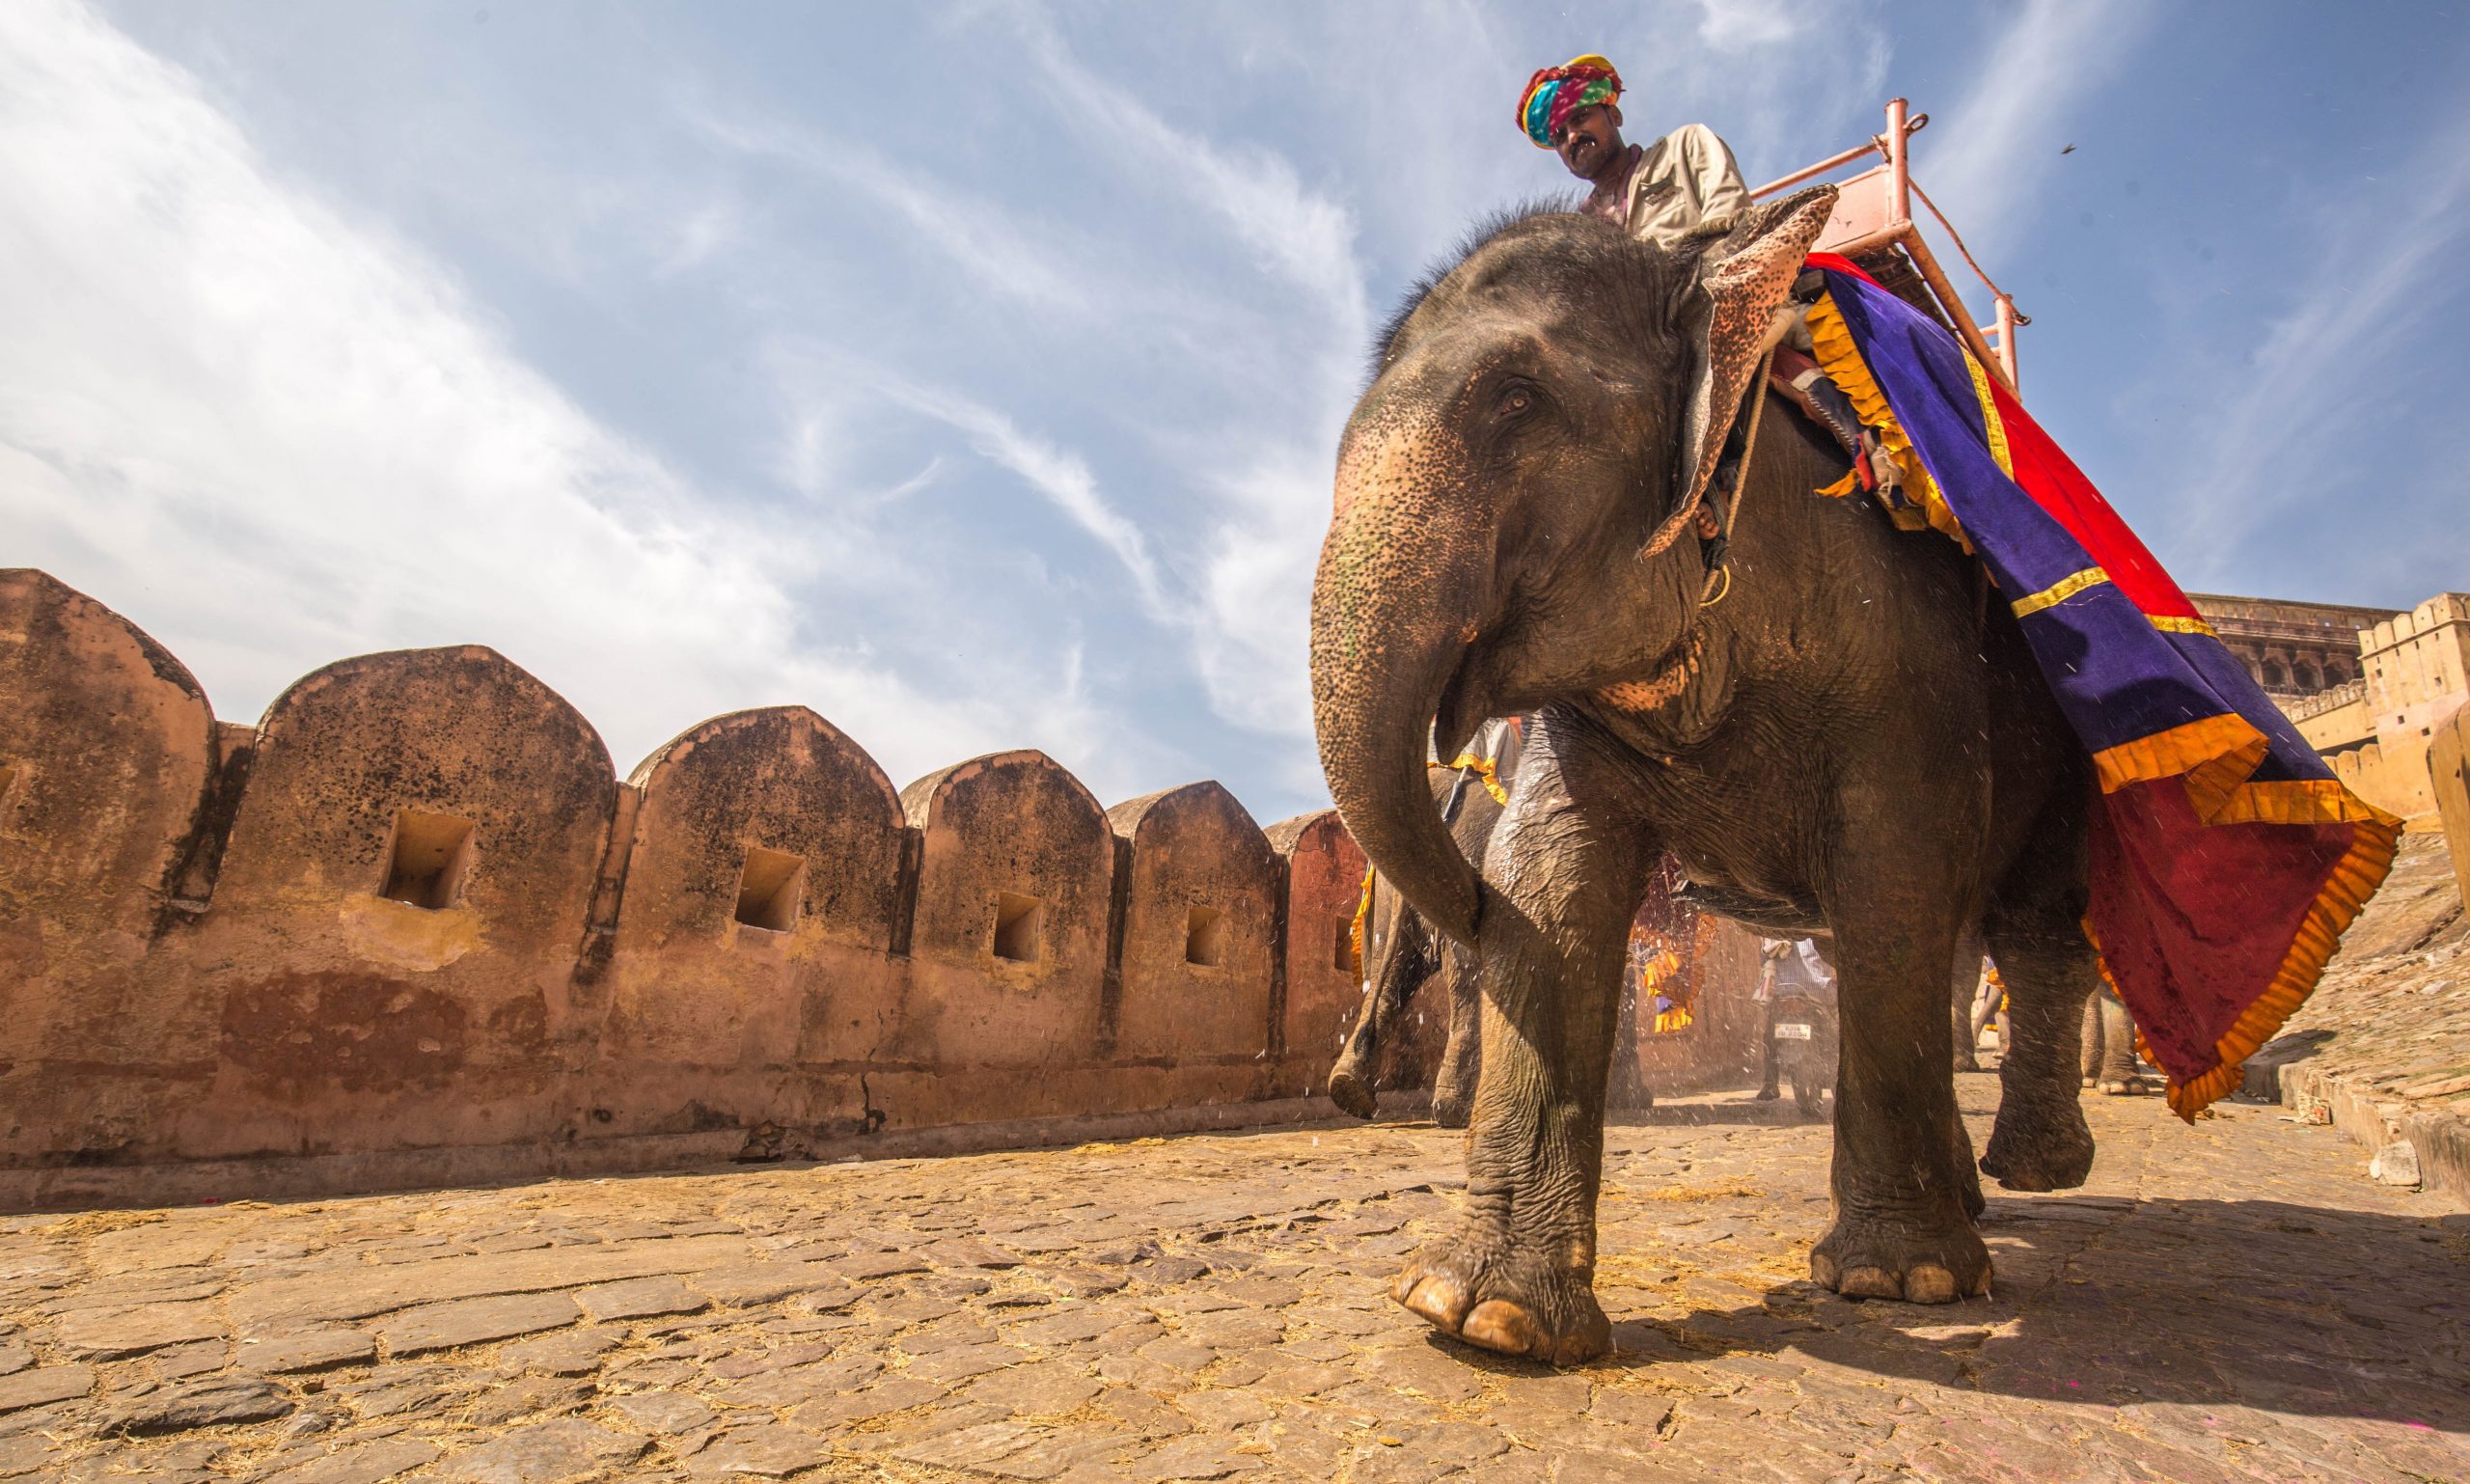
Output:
1671,123,1750,237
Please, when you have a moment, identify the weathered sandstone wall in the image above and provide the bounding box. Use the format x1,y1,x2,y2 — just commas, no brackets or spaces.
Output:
0,570,1378,1208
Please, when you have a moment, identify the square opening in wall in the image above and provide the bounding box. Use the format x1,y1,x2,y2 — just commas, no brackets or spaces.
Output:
993,892,1044,963
1333,917,1358,975
734,845,806,933
380,810,477,909
1185,905,1225,967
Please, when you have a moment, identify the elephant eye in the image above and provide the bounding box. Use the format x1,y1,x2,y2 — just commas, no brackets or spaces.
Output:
1496,384,1537,419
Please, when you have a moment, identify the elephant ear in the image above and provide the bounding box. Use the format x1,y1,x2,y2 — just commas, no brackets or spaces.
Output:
1674,185,1839,522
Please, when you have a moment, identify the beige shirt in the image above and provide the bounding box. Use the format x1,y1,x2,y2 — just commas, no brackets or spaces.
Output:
1591,124,1751,250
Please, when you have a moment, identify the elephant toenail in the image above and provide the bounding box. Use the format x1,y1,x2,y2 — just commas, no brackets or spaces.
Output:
1968,1266,1994,1298
1839,1265,1903,1300
1462,1300,1545,1356
1552,1311,1615,1367
1904,1263,1960,1304
1808,1251,1840,1289
1401,1274,1470,1330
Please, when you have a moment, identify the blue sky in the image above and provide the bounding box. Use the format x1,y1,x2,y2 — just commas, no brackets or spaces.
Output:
5,1,2467,826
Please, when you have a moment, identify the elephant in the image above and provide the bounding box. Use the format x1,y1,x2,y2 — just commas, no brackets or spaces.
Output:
1327,760,1503,1130
1309,187,2108,1365
2080,987,2147,1094
1330,731,1668,1129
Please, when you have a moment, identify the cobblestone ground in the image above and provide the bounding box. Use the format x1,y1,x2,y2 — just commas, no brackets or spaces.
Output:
4,1078,2465,1484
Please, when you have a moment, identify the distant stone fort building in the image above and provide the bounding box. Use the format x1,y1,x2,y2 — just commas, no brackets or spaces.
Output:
2186,592,2398,699
2187,591,2470,820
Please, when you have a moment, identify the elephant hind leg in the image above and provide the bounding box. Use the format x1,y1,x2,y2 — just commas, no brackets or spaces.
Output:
1976,771,2103,1192
1429,939,1482,1129
2094,992,2143,1094
2079,992,2104,1088
1978,920,2101,1191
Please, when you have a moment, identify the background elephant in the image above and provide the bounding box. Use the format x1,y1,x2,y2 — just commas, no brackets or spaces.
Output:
1311,189,2107,1365
2080,987,2146,1094
1328,757,1505,1129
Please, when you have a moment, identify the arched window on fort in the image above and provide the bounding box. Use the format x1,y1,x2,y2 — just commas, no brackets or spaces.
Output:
2261,660,2289,689
2295,662,2321,692
2327,659,2352,685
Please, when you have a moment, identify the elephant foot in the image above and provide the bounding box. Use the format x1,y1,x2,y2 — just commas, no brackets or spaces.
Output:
2080,1075,2098,1089
1390,1229,1610,1367
1430,1090,1471,1130
1978,1104,2096,1192
1957,1161,1987,1223
1810,1212,1991,1304
2096,1079,2141,1097
1328,1069,1378,1121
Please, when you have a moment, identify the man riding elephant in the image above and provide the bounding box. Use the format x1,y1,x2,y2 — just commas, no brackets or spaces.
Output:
1520,55,1747,249
1522,56,1872,465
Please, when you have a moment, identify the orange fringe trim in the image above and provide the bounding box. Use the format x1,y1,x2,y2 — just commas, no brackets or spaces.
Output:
1806,293,1974,554
1347,866,1374,980
2105,803,2400,1120
2091,712,2268,815
1806,289,2403,1116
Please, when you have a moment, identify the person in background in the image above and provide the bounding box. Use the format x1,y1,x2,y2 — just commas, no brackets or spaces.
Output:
1754,936,1837,1101
1970,959,2008,1057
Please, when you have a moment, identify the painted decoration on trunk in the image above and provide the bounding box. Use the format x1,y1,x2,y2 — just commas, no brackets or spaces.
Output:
1803,252,2400,1117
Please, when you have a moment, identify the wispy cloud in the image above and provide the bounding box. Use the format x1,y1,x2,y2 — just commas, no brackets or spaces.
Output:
1691,0,1804,52
1005,7,1371,363
1921,0,2149,257
0,0,1126,789
683,103,1105,320
2158,105,2470,576
880,377,1171,618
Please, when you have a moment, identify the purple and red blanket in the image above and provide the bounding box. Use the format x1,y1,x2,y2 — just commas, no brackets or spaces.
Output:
1805,253,2398,1116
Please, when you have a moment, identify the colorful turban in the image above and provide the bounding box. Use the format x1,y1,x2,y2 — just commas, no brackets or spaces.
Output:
1517,54,1623,149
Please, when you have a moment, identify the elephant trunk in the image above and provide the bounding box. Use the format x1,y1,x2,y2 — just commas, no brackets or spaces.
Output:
1309,422,1491,947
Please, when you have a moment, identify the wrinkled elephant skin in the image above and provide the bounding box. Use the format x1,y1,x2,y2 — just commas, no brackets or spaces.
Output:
1311,196,2103,1365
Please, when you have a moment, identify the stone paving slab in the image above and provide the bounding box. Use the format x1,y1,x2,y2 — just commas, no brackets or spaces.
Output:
0,1081,2463,1482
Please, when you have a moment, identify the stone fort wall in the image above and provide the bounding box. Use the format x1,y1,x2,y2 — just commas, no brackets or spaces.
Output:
0,570,1395,1210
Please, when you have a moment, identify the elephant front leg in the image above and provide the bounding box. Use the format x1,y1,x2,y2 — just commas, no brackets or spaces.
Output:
1390,722,1650,1365
1811,805,1992,1304
1328,893,1431,1120
1327,976,1387,1119
1429,939,1482,1129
